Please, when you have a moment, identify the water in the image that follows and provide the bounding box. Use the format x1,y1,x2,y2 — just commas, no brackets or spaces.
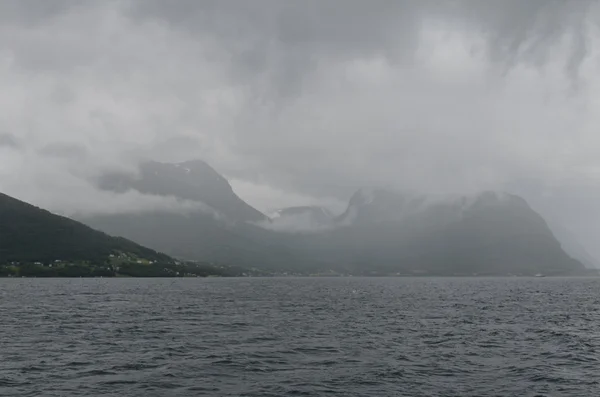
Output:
1,277,599,396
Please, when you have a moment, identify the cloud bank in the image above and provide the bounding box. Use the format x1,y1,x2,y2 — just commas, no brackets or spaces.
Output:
1,0,600,253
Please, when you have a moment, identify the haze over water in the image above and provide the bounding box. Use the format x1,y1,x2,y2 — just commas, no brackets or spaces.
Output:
2,277,599,396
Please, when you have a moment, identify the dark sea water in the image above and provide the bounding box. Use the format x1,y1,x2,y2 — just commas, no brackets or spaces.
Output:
1,277,600,397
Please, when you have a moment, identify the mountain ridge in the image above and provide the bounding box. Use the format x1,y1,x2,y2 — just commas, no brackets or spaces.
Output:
79,160,594,276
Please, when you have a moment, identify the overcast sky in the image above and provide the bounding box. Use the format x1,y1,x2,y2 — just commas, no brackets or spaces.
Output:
1,1,600,255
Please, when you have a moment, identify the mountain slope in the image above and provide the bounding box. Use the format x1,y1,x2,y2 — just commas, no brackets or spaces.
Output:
544,219,600,269
98,160,267,223
312,190,587,275
0,192,173,264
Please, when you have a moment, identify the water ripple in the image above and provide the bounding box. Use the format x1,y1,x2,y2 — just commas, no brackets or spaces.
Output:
1,277,600,396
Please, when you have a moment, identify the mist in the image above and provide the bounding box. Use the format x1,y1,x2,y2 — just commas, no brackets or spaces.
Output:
1,0,600,255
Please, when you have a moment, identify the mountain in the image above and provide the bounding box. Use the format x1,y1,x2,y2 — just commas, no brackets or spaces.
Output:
335,188,429,225
98,160,267,223
80,160,591,276
83,160,299,269
504,180,600,270
311,189,589,276
0,192,172,265
545,220,600,269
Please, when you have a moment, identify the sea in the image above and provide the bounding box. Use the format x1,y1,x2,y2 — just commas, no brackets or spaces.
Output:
1,277,599,396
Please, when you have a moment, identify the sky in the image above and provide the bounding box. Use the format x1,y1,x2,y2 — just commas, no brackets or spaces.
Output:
1,1,600,256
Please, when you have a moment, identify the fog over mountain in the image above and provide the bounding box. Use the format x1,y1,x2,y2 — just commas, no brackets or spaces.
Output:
75,160,592,275
1,1,600,259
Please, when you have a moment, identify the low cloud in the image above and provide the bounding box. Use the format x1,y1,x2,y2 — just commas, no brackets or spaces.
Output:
230,178,346,215
255,213,335,234
60,190,216,218
0,150,218,218
38,142,88,159
0,133,19,148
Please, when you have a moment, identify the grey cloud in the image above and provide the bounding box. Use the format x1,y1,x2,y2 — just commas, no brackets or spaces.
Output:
143,135,205,163
39,142,88,159
0,0,600,257
0,0,77,26
0,133,19,148
254,215,335,234
1,152,218,218
127,0,597,91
